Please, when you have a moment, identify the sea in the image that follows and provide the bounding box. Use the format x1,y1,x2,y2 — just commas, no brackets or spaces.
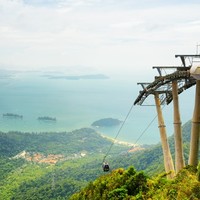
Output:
0,70,195,145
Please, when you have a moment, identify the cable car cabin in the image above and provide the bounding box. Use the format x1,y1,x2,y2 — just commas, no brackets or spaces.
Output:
102,163,110,172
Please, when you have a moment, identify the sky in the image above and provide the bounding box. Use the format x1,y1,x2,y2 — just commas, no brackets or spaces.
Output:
0,0,200,78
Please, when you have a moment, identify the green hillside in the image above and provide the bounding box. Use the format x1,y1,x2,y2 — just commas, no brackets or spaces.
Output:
0,128,130,200
0,128,121,157
0,120,199,199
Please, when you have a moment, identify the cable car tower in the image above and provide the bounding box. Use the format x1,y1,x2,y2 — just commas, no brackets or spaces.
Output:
134,53,200,178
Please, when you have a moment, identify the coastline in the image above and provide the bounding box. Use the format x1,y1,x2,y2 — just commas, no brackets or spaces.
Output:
100,133,137,147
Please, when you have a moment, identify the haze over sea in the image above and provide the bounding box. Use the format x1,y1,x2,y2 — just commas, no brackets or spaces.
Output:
0,70,195,145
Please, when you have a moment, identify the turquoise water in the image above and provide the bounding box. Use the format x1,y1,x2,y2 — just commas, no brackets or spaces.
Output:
0,71,195,144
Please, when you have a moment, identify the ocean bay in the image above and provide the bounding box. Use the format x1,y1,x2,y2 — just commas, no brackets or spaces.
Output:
0,71,195,144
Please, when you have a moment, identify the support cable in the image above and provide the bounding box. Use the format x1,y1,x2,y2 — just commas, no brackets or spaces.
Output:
102,102,135,163
102,102,165,163
127,104,165,152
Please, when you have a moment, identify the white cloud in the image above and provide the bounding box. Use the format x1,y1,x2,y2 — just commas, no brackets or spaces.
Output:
0,0,200,77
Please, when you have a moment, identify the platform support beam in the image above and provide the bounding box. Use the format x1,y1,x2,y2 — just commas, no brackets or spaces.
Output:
172,80,185,173
154,93,175,179
189,80,200,166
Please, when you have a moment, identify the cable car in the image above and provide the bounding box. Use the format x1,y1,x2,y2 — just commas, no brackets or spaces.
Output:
102,162,110,172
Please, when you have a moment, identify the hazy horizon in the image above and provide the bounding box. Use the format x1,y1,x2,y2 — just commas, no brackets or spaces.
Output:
0,70,196,145
0,0,200,78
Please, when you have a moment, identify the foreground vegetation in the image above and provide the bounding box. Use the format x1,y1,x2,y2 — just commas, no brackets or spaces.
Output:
70,165,200,200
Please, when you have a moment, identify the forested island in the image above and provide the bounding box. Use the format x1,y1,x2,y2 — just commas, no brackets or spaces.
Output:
37,116,56,122
91,118,122,127
3,113,23,119
43,74,109,80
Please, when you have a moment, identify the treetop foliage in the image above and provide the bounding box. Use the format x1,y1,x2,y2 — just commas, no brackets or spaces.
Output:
70,165,200,200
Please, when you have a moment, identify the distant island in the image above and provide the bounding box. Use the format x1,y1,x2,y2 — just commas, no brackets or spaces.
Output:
91,118,122,127
43,74,109,80
3,113,23,119
38,116,56,122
